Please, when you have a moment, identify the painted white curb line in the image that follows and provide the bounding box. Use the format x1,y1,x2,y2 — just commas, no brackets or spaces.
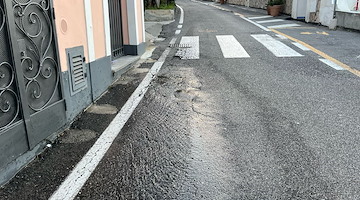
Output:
50,4,186,199
49,48,171,200
177,4,184,24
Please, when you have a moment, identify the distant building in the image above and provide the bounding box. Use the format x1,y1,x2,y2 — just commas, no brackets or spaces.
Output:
218,0,360,30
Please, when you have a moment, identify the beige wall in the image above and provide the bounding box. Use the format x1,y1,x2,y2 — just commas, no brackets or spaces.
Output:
91,0,106,59
54,0,89,72
54,0,145,71
121,0,130,45
137,0,144,43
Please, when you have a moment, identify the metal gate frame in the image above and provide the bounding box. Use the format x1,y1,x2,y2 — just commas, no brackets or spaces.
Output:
0,0,66,169
108,0,124,60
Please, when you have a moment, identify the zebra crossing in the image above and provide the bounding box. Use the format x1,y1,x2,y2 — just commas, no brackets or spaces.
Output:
251,34,303,57
175,34,303,60
248,15,301,29
187,1,349,72
174,34,345,71
216,35,250,58
175,36,200,59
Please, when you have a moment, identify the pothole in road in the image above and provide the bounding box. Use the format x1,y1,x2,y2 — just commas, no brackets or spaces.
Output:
156,75,170,85
60,129,97,144
86,104,118,115
166,68,203,102
174,88,200,101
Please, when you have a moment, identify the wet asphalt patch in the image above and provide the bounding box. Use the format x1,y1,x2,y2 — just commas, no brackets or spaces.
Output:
74,67,200,199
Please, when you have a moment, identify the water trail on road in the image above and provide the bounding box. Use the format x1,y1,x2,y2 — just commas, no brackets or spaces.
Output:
173,68,235,199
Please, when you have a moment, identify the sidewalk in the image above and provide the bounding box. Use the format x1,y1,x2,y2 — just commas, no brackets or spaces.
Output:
0,20,174,199
212,1,360,73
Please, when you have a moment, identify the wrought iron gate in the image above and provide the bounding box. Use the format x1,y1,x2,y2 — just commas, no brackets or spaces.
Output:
0,0,66,168
108,0,124,60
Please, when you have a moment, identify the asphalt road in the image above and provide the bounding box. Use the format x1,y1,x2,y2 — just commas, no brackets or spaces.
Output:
1,0,359,199
76,0,360,199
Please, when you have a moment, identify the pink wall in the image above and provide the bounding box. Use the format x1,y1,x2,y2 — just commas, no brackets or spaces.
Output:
137,0,144,43
54,0,89,72
91,0,106,59
54,0,145,71
121,0,130,45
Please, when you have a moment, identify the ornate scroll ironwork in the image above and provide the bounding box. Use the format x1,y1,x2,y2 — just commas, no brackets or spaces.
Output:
0,63,20,130
0,4,20,130
12,0,60,112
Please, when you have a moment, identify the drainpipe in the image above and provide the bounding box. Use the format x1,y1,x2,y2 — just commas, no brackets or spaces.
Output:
333,0,337,19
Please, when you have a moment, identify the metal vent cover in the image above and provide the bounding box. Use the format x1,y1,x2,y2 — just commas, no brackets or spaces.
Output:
66,46,87,96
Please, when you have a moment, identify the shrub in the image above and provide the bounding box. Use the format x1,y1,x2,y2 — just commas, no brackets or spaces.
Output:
145,0,175,9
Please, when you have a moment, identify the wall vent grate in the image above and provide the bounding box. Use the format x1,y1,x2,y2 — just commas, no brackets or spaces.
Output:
66,46,87,96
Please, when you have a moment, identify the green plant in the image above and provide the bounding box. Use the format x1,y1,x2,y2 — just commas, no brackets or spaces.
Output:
144,0,175,9
268,0,284,6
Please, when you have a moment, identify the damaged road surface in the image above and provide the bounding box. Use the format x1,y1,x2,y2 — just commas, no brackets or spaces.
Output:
75,0,360,198
1,0,360,199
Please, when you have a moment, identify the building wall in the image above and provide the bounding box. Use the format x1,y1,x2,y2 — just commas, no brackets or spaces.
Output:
137,0,145,44
284,0,292,14
337,0,360,13
227,0,293,15
91,0,106,59
121,0,130,45
54,0,144,64
336,12,360,30
53,0,89,72
227,0,245,6
54,0,146,105
319,0,335,26
124,0,146,55
249,0,267,9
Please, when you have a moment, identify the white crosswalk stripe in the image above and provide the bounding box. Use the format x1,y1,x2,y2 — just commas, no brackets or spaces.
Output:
292,42,310,51
251,34,303,57
175,35,306,59
276,34,288,39
256,19,285,24
175,36,199,59
241,16,270,31
267,24,301,29
319,59,345,70
216,35,250,58
248,15,273,20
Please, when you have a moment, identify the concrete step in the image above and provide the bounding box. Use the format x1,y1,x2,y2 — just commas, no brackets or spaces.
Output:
111,56,141,80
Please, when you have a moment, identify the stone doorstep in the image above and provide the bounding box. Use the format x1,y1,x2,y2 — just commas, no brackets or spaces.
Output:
111,56,141,80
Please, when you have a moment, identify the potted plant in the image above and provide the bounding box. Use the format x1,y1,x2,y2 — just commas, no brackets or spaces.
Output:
267,0,284,17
